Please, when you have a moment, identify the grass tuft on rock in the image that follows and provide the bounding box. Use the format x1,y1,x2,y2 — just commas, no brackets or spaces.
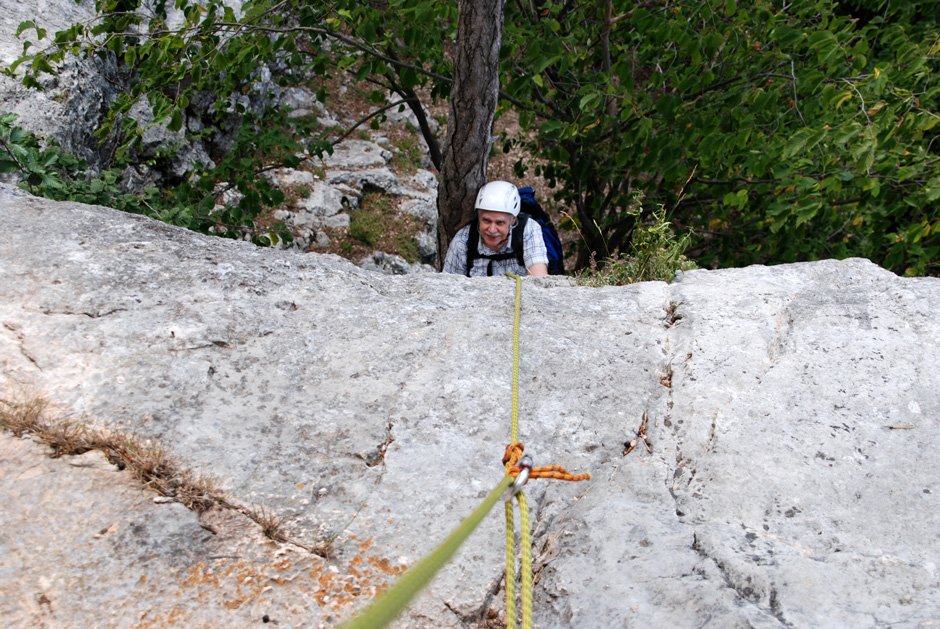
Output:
0,391,341,552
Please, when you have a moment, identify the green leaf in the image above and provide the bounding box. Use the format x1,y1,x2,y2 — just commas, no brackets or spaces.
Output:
793,199,822,225
782,129,814,159
31,55,55,75
925,177,940,202
15,20,45,40
829,91,853,108
579,92,600,112
773,25,803,48
167,109,183,133
895,166,920,182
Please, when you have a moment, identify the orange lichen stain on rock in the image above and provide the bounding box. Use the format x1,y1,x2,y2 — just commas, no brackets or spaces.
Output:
366,555,406,576
235,566,255,584
181,562,221,588
134,601,189,628
134,538,407,626
224,594,253,610
304,540,407,613
314,572,337,606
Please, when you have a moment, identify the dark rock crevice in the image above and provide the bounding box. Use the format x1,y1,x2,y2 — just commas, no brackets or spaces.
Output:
691,531,793,628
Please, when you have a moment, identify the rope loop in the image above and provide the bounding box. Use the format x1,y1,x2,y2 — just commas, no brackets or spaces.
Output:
503,441,525,473
502,441,592,484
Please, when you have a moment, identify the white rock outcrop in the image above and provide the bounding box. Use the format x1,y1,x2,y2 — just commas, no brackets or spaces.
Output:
1,190,938,627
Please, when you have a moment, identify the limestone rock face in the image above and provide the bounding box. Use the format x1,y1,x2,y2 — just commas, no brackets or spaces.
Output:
0,0,121,176
0,4,438,266
1,190,939,627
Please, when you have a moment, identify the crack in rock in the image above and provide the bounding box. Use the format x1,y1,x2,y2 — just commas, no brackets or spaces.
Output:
2,322,42,371
360,416,394,469
40,307,127,318
691,531,792,627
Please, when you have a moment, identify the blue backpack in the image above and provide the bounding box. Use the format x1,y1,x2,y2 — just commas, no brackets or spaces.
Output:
465,187,565,276
518,187,565,275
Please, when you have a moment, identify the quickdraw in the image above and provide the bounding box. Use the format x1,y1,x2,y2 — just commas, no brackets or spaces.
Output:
503,441,591,484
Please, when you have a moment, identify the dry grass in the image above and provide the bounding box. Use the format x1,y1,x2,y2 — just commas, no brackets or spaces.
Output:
0,390,341,555
0,393,54,436
252,505,289,543
0,393,218,512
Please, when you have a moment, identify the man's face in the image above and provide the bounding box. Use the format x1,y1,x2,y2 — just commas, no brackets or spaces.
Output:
478,210,515,250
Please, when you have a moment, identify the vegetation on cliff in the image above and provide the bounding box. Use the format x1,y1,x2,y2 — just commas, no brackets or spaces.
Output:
4,0,939,275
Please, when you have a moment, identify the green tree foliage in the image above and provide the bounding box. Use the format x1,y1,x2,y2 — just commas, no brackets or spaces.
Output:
0,111,293,245
7,0,458,243
501,0,940,275
0,111,155,210
8,0,940,275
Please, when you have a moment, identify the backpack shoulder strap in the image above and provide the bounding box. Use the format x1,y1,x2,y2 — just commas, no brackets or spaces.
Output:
465,221,481,277
511,214,529,268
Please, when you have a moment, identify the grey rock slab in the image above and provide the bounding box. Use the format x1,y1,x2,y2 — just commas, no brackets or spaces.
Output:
0,431,402,628
318,213,351,230
277,168,317,188
297,182,346,217
655,261,940,627
405,169,439,193
1,194,939,627
277,86,327,115
357,252,435,276
416,230,437,262
322,140,392,169
0,0,96,65
399,197,437,226
327,168,403,195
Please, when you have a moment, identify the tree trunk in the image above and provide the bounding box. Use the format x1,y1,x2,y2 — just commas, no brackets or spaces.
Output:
436,0,506,268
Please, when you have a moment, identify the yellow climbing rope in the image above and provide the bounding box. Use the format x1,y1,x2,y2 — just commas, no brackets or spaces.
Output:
342,273,590,629
504,271,527,629
502,273,590,629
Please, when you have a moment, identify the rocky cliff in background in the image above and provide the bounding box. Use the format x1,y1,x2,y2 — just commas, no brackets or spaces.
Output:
1,1,441,271
1,188,938,627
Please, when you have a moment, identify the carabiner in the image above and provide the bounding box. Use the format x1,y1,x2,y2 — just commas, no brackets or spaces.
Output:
504,454,533,501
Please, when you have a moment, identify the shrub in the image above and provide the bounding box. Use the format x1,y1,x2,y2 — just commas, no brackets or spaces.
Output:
0,112,295,247
576,198,697,286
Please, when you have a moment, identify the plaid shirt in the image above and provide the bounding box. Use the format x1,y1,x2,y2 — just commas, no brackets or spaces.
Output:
443,215,548,276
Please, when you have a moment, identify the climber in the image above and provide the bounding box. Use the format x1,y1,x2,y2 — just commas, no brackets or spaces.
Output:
442,180,549,277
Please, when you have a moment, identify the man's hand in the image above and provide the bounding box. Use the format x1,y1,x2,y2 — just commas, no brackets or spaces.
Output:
527,263,548,277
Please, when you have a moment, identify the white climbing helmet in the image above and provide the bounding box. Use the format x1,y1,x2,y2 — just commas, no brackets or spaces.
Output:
475,181,520,217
